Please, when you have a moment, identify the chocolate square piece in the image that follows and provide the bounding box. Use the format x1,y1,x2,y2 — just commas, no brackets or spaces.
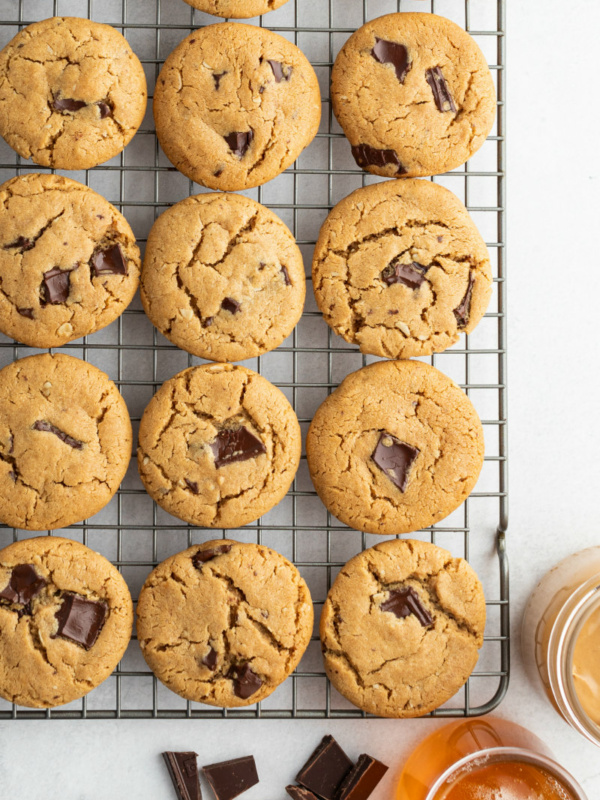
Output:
210,427,266,468
228,662,262,700
425,66,456,113
221,297,241,314
163,751,202,800
453,272,475,328
371,433,419,492
192,544,232,567
351,144,406,174
381,261,427,289
371,38,411,83
224,130,254,158
91,244,127,276
338,755,389,800
0,564,46,607
54,592,107,649
52,96,87,112
41,267,71,305
202,756,259,800
381,587,433,628
295,735,353,800
286,787,320,800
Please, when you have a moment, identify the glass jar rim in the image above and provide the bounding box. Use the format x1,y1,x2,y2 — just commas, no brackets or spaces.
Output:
424,747,588,800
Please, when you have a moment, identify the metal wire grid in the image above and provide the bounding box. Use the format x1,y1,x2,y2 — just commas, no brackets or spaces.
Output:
0,0,508,719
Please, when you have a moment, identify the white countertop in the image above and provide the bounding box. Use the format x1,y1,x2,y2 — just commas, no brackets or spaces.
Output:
2,0,600,797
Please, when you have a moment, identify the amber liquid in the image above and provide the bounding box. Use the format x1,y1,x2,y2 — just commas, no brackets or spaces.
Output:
396,719,576,800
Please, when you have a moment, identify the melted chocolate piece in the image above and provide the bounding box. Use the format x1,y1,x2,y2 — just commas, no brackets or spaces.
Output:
381,261,428,289
338,754,389,800
425,66,456,113
228,662,262,700
0,564,46,608
192,544,232,567
296,735,353,800
453,272,475,328
213,72,227,90
202,646,218,670
54,593,107,649
371,432,419,492
380,586,433,628
5,236,34,252
210,427,266,468
351,144,407,174
185,478,199,494
97,101,113,119
267,59,292,82
41,267,71,305
91,243,127,277
371,38,411,83
224,130,254,158
17,307,34,319
286,787,320,800
221,297,241,314
203,316,214,328
33,420,83,450
281,266,292,286
52,96,87,113
202,756,259,800
162,752,201,800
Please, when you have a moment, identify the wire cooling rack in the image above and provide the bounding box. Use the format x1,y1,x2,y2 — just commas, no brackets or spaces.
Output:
0,0,507,719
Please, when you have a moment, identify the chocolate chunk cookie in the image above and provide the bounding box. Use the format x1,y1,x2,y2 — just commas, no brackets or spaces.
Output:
0,17,147,170
312,179,491,359
154,23,321,190
331,13,496,178
0,174,141,348
182,0,290,18
306,360,484,535
0,536,133,708
0,354,132,531
321,539,486,717
137,364,301,528
137,540,313,706
141,193,305,362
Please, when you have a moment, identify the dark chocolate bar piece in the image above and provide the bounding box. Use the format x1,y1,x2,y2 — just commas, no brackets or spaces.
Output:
192,545,232,567
295,735,353,800
163,751,202,800
286,786,320,800
0,564,46,607
337,755,388,800
380,587,433,628
202,756,259,800
54,592,107,649
210,427,266,468
371,432,419,492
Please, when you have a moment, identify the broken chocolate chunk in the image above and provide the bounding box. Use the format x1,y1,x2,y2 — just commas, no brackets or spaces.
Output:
192,545,232,567
338,754,389,800
381,586,433,628
163,751,202,800
425,66,456,113
17,307,34,319
97,101,113,119
267,59,292,82
381,261,428,289
185,478,199,494
281,266,292,286
213,72,227,90
228,662,262,700
91,243,127,277
221,297,241,314
286,787,320,800
52,96,87,113
40,267,71,305
453,272,475,328
33,420,83,450
0,564,46,608
202,646,218,670
54,592,107,649
224,130,254,158
371,432,419,492
203,316,214,328
5,236,34,252
202,756,259,800
351,144,407,174
210,427,266,468
296,735,353,800
371,38,411,83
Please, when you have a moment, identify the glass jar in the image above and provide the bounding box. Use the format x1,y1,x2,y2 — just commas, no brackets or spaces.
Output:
396,718,587,800
522,546,600,747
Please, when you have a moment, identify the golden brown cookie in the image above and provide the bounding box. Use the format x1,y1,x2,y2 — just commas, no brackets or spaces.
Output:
153,23,321,191
306,360,484,535
137,364,301,528
182,0,290,18
137,540,313,706
331,13,496,178
0,536,133,708
321,539,486,717
312,179,492,359
0,354,132,531
141,193,305,362
0,174,141,349
0,17,147,170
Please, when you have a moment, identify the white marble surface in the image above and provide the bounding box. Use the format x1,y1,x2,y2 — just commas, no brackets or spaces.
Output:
2,0,600,797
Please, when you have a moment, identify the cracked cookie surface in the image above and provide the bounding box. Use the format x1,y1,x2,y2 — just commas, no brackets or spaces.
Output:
153,23,321,190
182,0,290,18
0,353,132,530
312,179,491,359
0,536,133,708
137,539,313,706
141,193,305,362
0,17,147,170
137,363,301,528
331,13,496,178
0,174,141,348
321,539,485,717
306,360,484,535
